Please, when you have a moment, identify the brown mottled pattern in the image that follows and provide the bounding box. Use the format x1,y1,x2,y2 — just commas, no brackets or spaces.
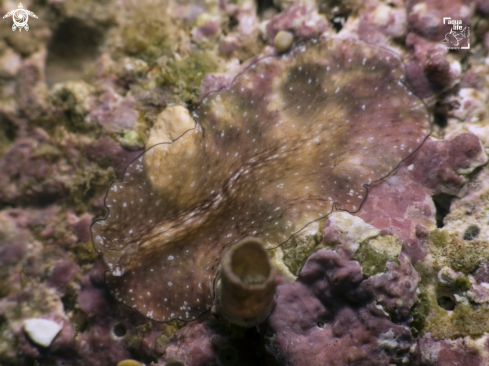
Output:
91,38,430,322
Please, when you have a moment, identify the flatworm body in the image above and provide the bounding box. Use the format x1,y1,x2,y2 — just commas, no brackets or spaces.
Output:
91,37,430,322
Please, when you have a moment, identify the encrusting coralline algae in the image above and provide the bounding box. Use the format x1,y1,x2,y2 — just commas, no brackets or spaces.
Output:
1,0,489,364
91,36,430,323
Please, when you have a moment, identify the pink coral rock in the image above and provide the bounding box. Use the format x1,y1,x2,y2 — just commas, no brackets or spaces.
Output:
265,250,412,365
356,133,487,263
362,254,420,322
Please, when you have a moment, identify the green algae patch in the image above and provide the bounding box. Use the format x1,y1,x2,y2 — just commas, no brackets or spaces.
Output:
410,283,431,336
120,130,146,151
68,162,116,213
425,299,489,340
156,52,219,103
269,247,297,282
73,241,99,265
32,143,63,159
429,229,489,274
121,21,172,62
353,235,401,278
453,275,471,292
412,262,489,340
116,0,173,62
51,81,94,133
127,321,184,361
281,223,322,276
0,315,17,364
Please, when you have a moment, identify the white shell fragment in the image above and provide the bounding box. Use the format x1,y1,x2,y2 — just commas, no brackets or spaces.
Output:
23,318,62,347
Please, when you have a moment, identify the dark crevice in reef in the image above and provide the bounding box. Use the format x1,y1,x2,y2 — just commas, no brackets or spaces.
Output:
112,322,127,337
433,193,454,228
431,101,448,139
0,114,18,143
433,111,448,129
463,224,481,241
437,295,456,310
255,0,279,16
317,0,354,33
46,18,104,86
330,16,347,32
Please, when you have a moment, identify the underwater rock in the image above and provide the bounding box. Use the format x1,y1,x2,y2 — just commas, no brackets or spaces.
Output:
0,47,22,78
404,133,487,196
444,62,489,146
405,33,461,99
358,0,407,45
76,260,177,366
157,316,218,366
357,133,487,262
404,162,489,345
51,81,94,132
87,85,139,133
2,0,489,363
436,165,489,274
479,0,489,14
72,213,94,243
191,14,221,43
45,259,80,294
120,131,146,151
0,209,32,268
85,135,143,178
362,254,419,322
0,282,75,360
0,130,79,205
323,211,380,256
91,37,430,322
278,219,322,277
407,0,474,42
23,318,62,348
16,50,53,123
274,30,294,52
264,250,413,365
446,87,489,141
467,280,489,304
416,333,489,366
352,234,404,278
264,4,329,43
158,314,263,366
215,237,278,327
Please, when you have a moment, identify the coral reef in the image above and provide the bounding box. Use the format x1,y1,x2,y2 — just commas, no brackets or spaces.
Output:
0,0,488,364
156,313,266,366
265,250,412,365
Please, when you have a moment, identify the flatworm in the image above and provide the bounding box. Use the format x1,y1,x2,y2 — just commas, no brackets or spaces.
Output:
91,37,430,322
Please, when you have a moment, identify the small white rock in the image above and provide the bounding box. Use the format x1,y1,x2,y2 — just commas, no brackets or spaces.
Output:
23,318,62,347
274,30,294,53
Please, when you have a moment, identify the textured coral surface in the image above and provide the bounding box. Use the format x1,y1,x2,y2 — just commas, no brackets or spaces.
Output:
0,0,489,365
266,250,413,366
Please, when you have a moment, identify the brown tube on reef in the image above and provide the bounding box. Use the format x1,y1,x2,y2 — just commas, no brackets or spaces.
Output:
215,237,278,327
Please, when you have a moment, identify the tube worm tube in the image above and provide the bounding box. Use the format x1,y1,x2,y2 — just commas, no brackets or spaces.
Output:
215,237,278,327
